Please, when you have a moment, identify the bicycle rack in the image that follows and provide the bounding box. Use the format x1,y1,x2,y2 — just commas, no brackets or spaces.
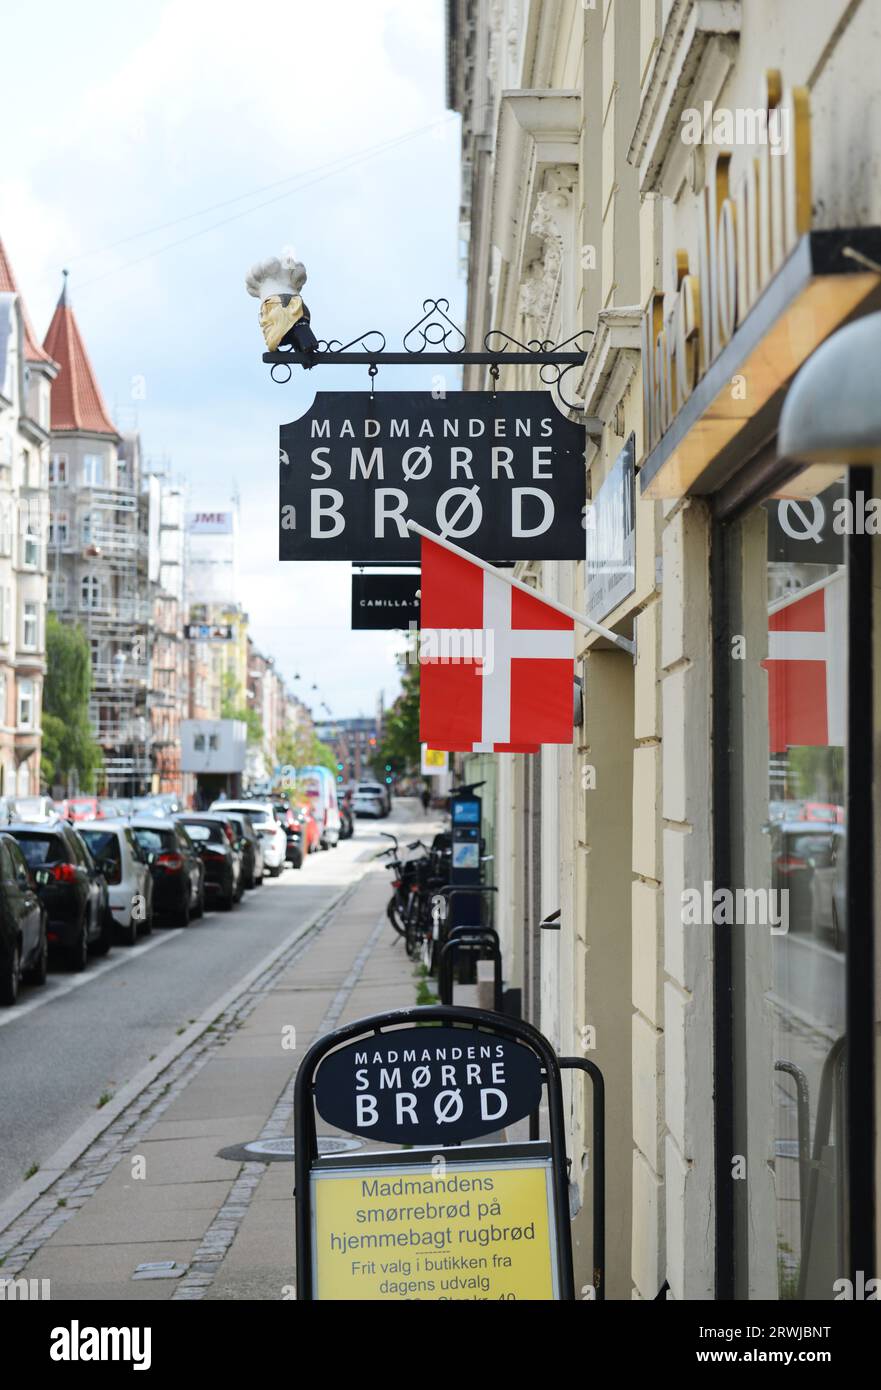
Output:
438,929,503,1012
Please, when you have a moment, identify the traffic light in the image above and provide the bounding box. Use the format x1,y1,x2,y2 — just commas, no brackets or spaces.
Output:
385,776,392,785
384,764,391,772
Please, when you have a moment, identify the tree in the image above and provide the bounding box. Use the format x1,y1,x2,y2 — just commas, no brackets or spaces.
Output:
276,725,337,775
220,672,263,747
41,614,103,793
372,657,420,779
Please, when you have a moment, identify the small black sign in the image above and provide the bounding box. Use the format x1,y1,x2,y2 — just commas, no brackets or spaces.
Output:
351,572,421,630
279,391,585,563
313,1025,543,1145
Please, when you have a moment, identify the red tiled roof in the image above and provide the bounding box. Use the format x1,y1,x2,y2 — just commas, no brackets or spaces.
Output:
0,236,57,367
43,284,116,436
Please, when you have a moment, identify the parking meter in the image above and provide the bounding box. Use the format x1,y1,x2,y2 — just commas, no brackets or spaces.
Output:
450,786,483,930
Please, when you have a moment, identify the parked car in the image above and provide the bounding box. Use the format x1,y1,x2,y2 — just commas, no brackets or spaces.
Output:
295,802,322,855
64,796,103,822
352,787,385,818
131,817,205,926
298,767,342,848
12,796,59,824
769,820,846,945
0,832,49,1005
209,801,287,876
269,802,303,870
200,810,262,889
8,820,111,970
354,780,391,817
176,815,243,910
78,821,154,945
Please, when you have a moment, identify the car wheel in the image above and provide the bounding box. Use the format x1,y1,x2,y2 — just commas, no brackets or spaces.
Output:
25,931,48,987
175,892,191,928
139,896,154,936
255,873,264,887
269,864,283,877
67,923,89,973
192,883,204,920
221,882,235,911
90,907,113,957
116,910,138,948
0,944,22,1006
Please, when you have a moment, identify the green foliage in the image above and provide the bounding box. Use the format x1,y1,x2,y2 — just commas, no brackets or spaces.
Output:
276,726,337,776
220,672,263,747
42,615,103,793
373,657,420,778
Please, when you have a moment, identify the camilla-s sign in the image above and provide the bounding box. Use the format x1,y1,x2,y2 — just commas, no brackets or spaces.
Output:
278,391,586,563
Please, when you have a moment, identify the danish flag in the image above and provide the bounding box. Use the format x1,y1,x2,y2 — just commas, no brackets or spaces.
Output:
763,570,846,751
418,537,575,753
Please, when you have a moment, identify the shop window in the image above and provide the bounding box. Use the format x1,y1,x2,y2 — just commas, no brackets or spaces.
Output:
723,479,850,1300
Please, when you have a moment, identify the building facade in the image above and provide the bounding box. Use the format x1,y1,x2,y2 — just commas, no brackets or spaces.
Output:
448,0,880,1300
44,290,151,795
0,240,53,799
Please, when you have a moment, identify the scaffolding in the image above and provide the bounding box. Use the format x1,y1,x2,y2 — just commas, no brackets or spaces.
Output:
49,482,151,795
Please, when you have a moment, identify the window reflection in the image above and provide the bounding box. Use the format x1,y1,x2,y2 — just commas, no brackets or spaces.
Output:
734,481,847,1299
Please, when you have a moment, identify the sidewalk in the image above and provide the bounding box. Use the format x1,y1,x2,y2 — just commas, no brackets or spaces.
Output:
2,865,418,1301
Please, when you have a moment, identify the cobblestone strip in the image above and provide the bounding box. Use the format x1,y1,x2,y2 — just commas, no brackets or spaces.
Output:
171,909,390,1300
0,883,361,1277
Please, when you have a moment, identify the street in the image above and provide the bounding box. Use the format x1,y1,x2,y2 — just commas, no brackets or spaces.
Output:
0,801,434,1229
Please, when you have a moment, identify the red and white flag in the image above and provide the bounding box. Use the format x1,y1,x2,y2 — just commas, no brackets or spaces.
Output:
763,570,846,751
418,537,575,753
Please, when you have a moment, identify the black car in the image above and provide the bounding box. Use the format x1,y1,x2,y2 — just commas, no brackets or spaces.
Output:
201,811,263,890
175,816,242,910
131,817,204,927
8,820,111,971
0,832,49,1005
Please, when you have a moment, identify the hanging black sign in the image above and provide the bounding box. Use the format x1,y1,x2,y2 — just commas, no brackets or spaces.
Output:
351,572,421,630
279,391,585,563
313,1024,544,1145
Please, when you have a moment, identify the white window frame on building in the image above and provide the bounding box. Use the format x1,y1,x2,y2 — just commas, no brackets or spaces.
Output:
22,527,40,569
21,600,39,651
80,573,104,612
82,454,104,487
49,453,68,485
17,677,34,730
49,572,68,609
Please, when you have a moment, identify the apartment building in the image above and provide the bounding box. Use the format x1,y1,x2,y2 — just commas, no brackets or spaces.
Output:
44,287,151,794
0,239,53,798
447,0,881,1301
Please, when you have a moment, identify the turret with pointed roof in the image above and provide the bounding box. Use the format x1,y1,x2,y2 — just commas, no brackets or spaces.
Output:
0,236,57,370
43,275,117,437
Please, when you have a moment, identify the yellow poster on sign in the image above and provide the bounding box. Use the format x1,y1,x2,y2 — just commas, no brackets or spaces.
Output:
311,1157,557,1300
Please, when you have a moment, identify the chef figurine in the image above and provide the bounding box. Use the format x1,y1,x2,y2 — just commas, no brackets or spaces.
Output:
245,248,319,361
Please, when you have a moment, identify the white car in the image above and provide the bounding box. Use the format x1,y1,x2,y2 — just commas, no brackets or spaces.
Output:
355,781,391,817
78,820,153,946
209,801,287,876
352,789,385,818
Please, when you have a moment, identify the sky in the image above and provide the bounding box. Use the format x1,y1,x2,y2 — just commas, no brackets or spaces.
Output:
0,0,463,720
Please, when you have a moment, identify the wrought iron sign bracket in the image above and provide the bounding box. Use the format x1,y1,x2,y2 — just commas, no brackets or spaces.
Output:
263,297,599,426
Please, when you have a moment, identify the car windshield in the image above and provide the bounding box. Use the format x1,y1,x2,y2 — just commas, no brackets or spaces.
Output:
12,833,66,866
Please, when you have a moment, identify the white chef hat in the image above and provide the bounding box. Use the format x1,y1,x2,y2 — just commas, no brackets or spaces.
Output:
245,247,307,300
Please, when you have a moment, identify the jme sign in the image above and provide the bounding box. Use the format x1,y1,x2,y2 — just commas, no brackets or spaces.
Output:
279,391,585,562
